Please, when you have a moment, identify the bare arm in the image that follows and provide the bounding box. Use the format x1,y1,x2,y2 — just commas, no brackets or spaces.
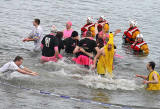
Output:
23,37,36,42
17,68,38,76
95,23,98,35
79,48,93,57
73,46,80,54
92,47,101,69
54,46,60,59
144,73,158,84
113,29,121,37
136,74,148,80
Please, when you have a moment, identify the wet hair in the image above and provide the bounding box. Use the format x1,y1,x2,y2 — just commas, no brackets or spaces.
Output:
148,61,156,70
71,31,78,37
13,56,23,62
55,31,63,39
34,19,40,25
86,31,92,37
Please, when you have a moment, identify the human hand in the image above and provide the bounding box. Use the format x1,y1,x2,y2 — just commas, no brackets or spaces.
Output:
91,64,96,70
136,74,141,77
143,80,149,84
31,72,38,76
79,48,85,53
114,29,121,35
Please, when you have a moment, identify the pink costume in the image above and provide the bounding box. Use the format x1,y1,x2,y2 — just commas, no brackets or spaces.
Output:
41,45,63,62
72,55,93,66
63,21,73,39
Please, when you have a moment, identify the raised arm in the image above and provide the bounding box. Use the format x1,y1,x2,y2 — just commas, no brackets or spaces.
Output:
113,29,121,37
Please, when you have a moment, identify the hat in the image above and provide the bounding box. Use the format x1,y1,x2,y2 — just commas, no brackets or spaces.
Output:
71,31,78,37
129,20,137,27
87,17,93,23
100,16,106,20
67,21,72,26
137,34,143,39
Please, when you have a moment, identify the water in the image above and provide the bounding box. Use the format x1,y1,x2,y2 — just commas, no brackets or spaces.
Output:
0,0,160,109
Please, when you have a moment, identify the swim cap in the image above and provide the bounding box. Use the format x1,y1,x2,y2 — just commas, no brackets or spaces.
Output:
71,31,78,37
136,34,143,39
51,25,57,33
87,17,93,23
67,21,72,26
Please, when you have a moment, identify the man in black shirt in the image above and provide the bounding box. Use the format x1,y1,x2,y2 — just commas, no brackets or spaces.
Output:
41,25,62,62
73,31,99,67
63,31,79,54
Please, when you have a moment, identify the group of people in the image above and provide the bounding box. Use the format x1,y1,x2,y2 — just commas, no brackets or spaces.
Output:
0,17,159,91
123,20,149,55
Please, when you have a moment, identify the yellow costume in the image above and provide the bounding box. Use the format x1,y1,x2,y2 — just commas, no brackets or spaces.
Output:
103,23,109,33
140,44,149,54
132,31,140,41
97,33,114,76
146,71,160,90
90,26,96,37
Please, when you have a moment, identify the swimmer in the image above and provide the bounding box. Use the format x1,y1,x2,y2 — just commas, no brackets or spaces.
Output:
0,56,38,76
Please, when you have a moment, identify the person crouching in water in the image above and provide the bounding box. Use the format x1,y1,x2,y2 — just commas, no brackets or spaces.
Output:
73,31,99,68
63,31,79,54
131,34,149,55
41,25,62,63
122,20,140,44
92,29,121,77
136,61,160,90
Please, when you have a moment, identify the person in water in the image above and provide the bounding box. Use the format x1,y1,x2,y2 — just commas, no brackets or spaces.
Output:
92,29,121,76
73,31,99,67
95,22,110,49
41,25,62,62
63,21,73,39
122,20,140,44
96,16,109,33
136,61,160,90
63,31,79,54
131,34,149,55
81,17,95,37
23,19,43,51
55,31,64,53
0,56,38,76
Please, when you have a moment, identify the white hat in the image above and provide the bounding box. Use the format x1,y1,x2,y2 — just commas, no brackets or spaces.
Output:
51,25,57,33
129,20,137,27
137,34,143,39
87,17,93,23
100,16,106,20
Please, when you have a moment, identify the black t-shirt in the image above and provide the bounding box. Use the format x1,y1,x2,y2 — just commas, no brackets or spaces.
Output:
57,38,64,53
63,37,79,54
78,38,97,56
41,34,59,57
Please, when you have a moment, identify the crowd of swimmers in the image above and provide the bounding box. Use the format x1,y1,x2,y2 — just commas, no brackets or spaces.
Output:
0,16,159,91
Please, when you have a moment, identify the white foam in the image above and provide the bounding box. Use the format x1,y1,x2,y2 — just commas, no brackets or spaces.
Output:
35,58,144,91
79,74,144,90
